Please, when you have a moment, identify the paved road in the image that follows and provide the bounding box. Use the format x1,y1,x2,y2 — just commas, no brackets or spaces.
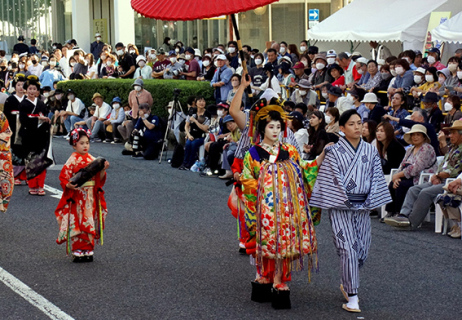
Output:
1,138,461,320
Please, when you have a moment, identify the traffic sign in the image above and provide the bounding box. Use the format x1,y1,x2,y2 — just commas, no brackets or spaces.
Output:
309,9,319,21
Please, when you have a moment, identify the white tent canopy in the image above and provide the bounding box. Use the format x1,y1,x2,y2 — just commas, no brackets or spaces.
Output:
307,0,447,46
431,10,462,43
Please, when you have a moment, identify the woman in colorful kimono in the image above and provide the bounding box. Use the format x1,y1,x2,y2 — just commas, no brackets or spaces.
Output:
55,128,109,261
0,110,14,212
310,109,391,313
3,74,27,185
241,103,327,309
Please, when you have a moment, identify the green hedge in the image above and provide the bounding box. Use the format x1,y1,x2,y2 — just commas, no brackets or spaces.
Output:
56,79,215,117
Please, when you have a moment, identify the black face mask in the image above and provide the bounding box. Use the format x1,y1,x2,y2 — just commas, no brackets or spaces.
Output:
32,60,37,65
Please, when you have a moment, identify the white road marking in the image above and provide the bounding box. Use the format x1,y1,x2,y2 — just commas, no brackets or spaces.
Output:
0,267,75,320
44,185,63,199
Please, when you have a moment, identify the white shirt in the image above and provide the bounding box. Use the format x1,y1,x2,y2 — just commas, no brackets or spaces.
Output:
94,102,112,119
66,98,85,117
294,128,309,152
28,64,44,77
59,57,69,77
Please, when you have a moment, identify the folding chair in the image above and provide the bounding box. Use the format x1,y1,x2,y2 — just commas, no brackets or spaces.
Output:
434,178,456,234
380,168,399,218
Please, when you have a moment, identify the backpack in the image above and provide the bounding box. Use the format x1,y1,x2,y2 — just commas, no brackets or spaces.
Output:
170,144,184,168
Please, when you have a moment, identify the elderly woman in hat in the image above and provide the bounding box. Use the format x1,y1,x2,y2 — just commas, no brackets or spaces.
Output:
311,54,334,90
134,55,152,80
385,124,437,219
128,79,153,121
289,79,319,109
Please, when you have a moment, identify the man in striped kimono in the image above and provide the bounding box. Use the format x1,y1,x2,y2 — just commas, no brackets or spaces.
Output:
310,109,391,313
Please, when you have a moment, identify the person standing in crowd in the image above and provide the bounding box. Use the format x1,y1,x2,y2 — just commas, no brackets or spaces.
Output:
29,39,39,55
181,47,200,80
241,103,323,309
164,51,182,80
385,120,462,230
13,36,29,55
90,33,105,61
369,41,392,65
305,110,329,160
115,42,135,79
226,41,239,69
310,109,391,314
197,54,215,81
151,48,170,79
248,53,267,88
134,55,152,80
128,79,153,122
160,37,173,53
70,51,88,79
19,78,51,196
3,75,26,185
39,57,64,88
211,55,233,104
28,55,43,77
55,128,109,261
60,89,86,137
375,121,406,174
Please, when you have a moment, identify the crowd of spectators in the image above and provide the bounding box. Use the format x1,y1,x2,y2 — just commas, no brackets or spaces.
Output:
1,34,462,238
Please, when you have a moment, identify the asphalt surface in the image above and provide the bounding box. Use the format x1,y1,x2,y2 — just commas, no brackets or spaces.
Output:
1,137,461,320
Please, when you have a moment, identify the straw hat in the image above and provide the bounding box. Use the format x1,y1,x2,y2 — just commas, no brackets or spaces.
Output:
443,120,462,131
403,124,430,145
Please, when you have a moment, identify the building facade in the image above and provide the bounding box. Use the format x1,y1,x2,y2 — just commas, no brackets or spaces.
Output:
0,0,352,55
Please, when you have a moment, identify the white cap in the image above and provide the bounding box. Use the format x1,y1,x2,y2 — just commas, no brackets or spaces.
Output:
194,49,201,57
356,57,369,65
361,92,378,103
260,89,279,103
214,48,224,54
216,54,227,60
95,33,101,37
414,67,426,74
326,49,337,57
136,55,146,63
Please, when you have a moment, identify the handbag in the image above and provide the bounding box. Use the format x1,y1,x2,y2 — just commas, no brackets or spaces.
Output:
106,123,113,133
25,150,53,180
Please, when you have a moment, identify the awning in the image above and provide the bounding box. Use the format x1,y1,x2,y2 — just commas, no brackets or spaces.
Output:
307,0,448,43
431,11,462,43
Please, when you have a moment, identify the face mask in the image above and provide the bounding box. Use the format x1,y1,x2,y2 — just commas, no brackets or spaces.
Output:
50,61,57,66
438,76,445,84
178,60,185,65
96,37,101,41
457,71,462,79
427,56,436,64
70,62,76,67
390,69,397,77
232,80,239,86
102,55,107,60
129,50,135,54
214,61,218,67
279,47,286,54
84,59,90,65
175,48,180,53
327,58,336,65
112,103,120,109
300,46,307,52
448,63,458,72
19,64,25,69
299,90,307,95
202,60,210,67
228,47,236,53
357,69,364,75
134,85,142,92
322,92,328,99
43,92,50,98
425,75,434,83
68,94,75,100
170,57,177,64
250,55,255,59
254,58,263,66
444,102,453,111
117,49,124,56
143,114,149,119
52,46,57,50
311,67,317,74
217,110,223,117
395,66,404,75
106,61,112,67
185,54,192,60
324,115,331,124
12,58,18,63
414,75,423,84
381,72,391,80
32,60,37,65
139,61,146,67
150,54,157,60
41,61,47,66
346,93,354,102
56,94,63,100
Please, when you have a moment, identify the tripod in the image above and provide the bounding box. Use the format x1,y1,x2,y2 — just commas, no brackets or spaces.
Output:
158,89,185,164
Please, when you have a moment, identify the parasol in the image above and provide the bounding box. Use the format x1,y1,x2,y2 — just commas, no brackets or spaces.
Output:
131,0,280,97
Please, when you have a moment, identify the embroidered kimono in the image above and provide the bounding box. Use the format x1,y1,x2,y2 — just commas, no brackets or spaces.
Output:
55,152,107,253
0,112,14,212
241,142,319,279
310,138,391,211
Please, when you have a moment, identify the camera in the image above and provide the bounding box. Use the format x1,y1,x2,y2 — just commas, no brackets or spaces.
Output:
173,88,181,96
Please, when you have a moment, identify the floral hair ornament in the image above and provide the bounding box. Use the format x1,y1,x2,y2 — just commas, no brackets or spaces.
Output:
70,128,91,146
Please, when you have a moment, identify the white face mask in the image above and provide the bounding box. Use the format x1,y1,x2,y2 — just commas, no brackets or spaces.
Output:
19,63,25,69
324,115,331,124
170,57,177,64
327,58,336,65
316,63,325,70
250,55,255,59
217,110,224,117
101,55,107,60
68,94,75,100
255,58,263,66
346,93,354,102
43,92,50,98
299,90,307,95
134,85,142,92
150,54,157,60
175,48,180,53
113,103,120,109
117,49,124,56
96,37,101,41
139,61,146,67
448,63,458,72
425,74,434,83
228,47,236,53
129,50,135,54
427,55,436,64
214,61,218,67
106,61,112,67
414,75,423,84
357,69,364,75
444,102,453,111
438,76,445,84
202,60,210,67
11,58,18,63
300,46,307,52
41,61,48,66
395,66,404,75
185,54,192,60
457,71,462,79
50,61,57,67
390,69,397,77
322,92,328,99
56,94,63,100
279,47,286,54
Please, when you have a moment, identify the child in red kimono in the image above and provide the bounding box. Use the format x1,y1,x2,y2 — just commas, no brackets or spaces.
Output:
55,128,109,262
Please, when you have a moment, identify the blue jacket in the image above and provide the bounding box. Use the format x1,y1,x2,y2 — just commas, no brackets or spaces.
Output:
39,69,64,88
211,65,233,103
